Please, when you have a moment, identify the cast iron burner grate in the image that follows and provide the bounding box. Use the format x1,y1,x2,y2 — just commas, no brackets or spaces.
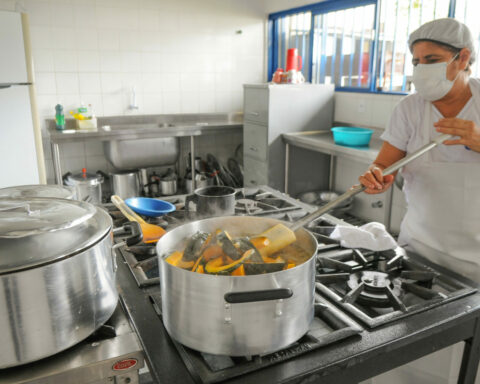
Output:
148,292,362,384
315,242,477,328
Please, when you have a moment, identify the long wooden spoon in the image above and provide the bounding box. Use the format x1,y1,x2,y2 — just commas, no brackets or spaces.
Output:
111,195,166,243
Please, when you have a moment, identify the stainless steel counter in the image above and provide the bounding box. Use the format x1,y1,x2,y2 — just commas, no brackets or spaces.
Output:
47,113,243,185
282,130,383,193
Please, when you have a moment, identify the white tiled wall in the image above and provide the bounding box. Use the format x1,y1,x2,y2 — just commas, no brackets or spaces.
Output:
334,92,404,130
0,0,265,124
0,0,266,182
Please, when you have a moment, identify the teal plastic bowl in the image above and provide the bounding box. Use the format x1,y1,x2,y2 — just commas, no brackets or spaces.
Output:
331,127,374,147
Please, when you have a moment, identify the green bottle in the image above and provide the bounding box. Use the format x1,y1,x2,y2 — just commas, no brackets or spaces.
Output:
55,104,65,131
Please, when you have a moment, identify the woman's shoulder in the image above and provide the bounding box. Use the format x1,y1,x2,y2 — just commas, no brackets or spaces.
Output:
392,92,424,117
469,77,480,94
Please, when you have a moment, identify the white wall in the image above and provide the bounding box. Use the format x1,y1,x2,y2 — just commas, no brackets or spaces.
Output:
0,0,265,121
0,0,266,182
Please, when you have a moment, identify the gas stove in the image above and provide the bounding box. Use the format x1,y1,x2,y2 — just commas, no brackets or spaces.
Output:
0,304,144,384
107,186,479,383
315,241,477,328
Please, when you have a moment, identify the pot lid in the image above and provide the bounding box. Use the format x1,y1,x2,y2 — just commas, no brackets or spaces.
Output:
0,198,112,274
66,168,103,186
0,184,75,199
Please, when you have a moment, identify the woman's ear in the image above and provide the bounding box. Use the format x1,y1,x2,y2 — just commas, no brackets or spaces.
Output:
459,48,471,71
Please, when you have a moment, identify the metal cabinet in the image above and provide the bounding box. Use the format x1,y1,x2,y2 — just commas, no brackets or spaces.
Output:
243,84,334,191
333,156,393,227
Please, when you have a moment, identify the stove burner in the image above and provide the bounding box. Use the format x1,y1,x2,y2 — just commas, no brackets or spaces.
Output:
345,271,403,309
360,271,391,290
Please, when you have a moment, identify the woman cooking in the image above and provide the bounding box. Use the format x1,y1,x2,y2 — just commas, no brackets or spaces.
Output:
359,18,480,283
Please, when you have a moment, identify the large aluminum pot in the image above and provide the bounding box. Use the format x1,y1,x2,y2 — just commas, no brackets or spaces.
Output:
0,197,117,369
156,216,317,356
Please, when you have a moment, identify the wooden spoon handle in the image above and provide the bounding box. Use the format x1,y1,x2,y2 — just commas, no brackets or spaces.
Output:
111,195,147,224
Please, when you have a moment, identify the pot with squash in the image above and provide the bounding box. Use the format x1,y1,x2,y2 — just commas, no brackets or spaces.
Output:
156,216,317,356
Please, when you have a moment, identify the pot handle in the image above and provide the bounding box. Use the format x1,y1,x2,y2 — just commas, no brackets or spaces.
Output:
112,221,143,245
184,194,197,217
224,288,293,304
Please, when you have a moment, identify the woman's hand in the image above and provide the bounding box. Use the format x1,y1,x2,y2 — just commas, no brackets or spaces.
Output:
434,118,480,152
358,165,395,194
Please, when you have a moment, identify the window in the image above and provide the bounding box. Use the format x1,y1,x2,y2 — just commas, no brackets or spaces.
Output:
272,12,312,81
454,0,480,77
376,0,450,92
311,4,376,89
269,0,480,94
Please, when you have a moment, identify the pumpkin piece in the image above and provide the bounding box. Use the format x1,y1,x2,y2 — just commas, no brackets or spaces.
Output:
235,238,263,263
177,259,195,270
231,264,245,276
205,249,254,274
196,265,205,273
165,251,183,266
284,263,296,270
250,236,270,249
217,231,242,260
204,256,224,273
183,232,209,262
262,255,284,263
202,245,224,262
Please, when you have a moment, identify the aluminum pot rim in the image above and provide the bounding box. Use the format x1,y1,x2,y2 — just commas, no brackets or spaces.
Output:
193,186,236,198
157,216,318,279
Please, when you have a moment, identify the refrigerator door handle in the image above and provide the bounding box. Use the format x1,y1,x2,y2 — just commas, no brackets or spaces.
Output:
0,82,32,88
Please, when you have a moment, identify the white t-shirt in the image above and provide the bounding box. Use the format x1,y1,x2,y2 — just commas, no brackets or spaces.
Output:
381,77,480,163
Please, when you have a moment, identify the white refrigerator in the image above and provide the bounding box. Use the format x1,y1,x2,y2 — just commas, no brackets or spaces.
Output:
0,10,45,188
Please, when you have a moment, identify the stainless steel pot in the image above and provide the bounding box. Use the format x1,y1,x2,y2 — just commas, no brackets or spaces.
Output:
0,198,139,369
160,178,177,195
185,186,236,217
156,216,317,356
111,170,140,199
64,169,104,204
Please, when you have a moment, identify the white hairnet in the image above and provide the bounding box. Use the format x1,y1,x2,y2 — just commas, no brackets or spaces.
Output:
408,18,476,63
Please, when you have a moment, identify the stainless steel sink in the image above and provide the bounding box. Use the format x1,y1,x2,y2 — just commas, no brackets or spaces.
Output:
102,123,175,131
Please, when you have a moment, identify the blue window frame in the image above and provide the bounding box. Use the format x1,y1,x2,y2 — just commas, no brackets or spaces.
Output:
269,0,479,94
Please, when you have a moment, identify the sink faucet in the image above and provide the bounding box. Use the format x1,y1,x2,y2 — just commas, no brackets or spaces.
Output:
129,86,139,110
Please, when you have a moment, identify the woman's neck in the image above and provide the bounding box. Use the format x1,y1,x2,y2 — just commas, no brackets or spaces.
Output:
433,75,472,118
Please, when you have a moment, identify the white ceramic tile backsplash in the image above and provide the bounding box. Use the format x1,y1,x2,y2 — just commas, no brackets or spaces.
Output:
334,92,404,130
0,0,265,122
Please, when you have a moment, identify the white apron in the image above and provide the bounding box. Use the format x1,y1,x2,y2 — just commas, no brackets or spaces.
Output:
398,101,480,282
368,95,480,384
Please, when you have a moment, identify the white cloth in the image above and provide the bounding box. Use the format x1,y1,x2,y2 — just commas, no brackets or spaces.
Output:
329,222,397,251
408,18,476,60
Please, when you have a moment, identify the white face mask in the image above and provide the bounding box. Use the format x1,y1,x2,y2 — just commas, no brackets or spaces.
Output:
412,53,460,101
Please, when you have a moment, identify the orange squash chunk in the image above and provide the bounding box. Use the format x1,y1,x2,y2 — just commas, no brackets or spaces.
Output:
231,264,245,276
165,251,183,266
250,236,270,249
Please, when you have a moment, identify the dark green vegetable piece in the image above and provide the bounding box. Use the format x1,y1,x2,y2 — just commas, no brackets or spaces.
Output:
217,231,242,260
235,238,263,263
183,231,209,262
243,262,286,275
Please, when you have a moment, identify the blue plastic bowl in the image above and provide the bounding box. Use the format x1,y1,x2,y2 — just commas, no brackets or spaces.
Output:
331,127,374,147
125,197,176,217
